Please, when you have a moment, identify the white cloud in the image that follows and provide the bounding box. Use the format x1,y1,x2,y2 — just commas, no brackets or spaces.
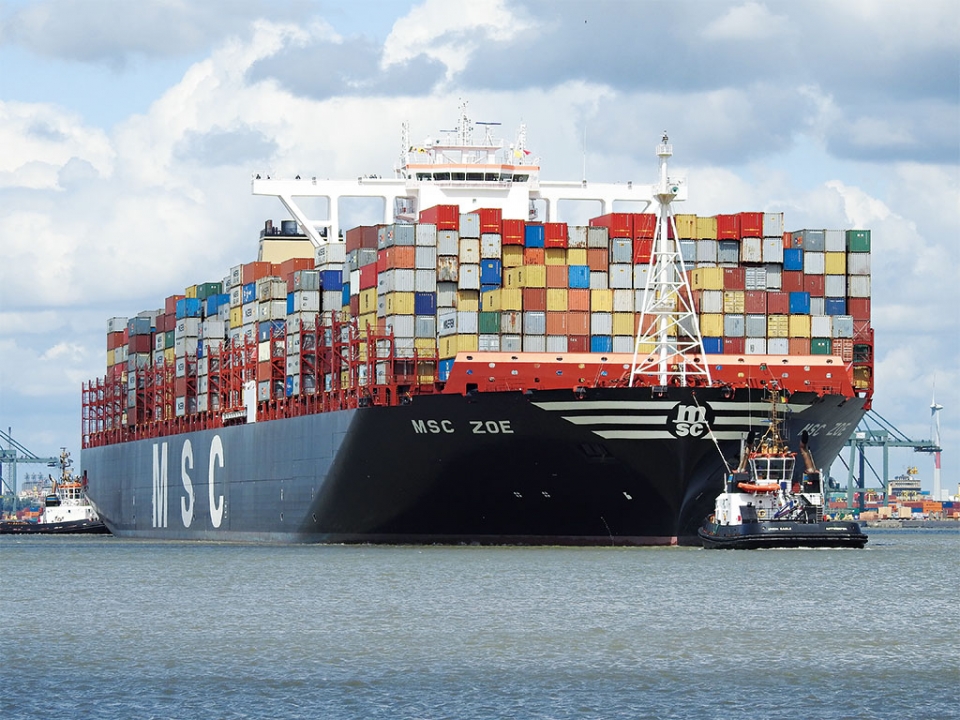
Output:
701,1,790,41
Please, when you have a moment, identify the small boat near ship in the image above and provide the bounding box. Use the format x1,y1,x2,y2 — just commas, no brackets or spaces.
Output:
698,392,867,550
0,450,109,535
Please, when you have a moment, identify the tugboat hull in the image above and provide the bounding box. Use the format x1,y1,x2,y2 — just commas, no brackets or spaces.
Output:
0,518,110,535
698,519,867,549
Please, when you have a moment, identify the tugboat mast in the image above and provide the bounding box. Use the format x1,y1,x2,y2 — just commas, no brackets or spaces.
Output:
630,134,712,387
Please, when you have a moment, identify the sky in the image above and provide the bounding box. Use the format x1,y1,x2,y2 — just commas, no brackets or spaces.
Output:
0,0,958,498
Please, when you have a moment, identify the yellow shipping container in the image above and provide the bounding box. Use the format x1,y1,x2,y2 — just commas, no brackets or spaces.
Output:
692,267,724,290
700,313,724,337
358,312,378,335
635,342,656,355
106,350,114,367
481,289,500,311
723,290,745,314
612,312,635,336
696,215,718,239
456,291,480,312
546,288,568,311
788,314,811,338
230,306,243,328
590,289,613,312
824,251,846,275
545,248,567,265
184,284,197,299
502,246,524,268
385,292,415,316
414,338,437,351
164,348,176,366
523,265,547,288
503,267,523,288
674,214,698,239
767,315,789,338
439,334,478,359
567,248,588,265
499,288,523,311
359,287,377,314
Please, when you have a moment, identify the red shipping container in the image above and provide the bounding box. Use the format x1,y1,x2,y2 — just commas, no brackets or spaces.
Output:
568,289,590,311
546,265,568,288
566,312,590,335
165,294,185,315
382,246,415,269
174,376,189,396
256,361,274,382
545,312,567,335
475,207,502,234
587,248,608,272
848,297,871,320
724,337,745,354
523,248,545,265
359,263,378,289
632,213,657,240
590,212,633,238
691,290,702,313
789,338,810,355
781,271,804,293
242,261,272,284
723,267,746,290
501,218,525,245
523,288,547,311
107,331,124,351
716,214,740,239
803,274,825,297
345,225,380,252
767,291,789,314
633,238,654,264
544,222,568,248
568,335,589,352
636,313,656,335
128,334,152,354
349,295,360,316
835,337,854,363
418,204,459,230
745,290,767,314
738,212,763,238
278,257,314,281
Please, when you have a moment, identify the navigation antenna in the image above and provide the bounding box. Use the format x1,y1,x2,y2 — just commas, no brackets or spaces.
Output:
630,134,712,388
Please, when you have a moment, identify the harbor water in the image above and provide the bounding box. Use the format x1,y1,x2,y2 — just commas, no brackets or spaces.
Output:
1,530,957,719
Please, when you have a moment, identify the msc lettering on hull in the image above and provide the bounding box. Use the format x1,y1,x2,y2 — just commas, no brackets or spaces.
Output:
151,435,225,529
411,419,514,434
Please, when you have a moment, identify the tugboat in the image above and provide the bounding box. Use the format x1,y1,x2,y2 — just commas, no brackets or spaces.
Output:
0,449,109,535
698,392,867,549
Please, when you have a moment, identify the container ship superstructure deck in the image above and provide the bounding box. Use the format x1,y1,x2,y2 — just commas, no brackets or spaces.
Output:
82,105,874,544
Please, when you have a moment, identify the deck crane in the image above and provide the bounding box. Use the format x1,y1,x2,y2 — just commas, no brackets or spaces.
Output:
831,410,941,511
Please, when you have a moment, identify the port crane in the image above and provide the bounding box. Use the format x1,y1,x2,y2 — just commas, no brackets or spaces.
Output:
831,410,941,510
0,428,60,498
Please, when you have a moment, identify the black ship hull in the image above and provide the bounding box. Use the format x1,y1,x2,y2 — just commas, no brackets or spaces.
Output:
82,386,867,544
698,518,867,549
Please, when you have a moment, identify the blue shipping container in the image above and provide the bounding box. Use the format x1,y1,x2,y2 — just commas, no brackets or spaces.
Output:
285,376,294,397
286,292,294,315
414,292,437,316
480,259,502,285
568,265,590,289
341,283,350,307
590,335,613,353
703,336,724,354
205,293,229,317
789,291,811,314
438,357,455,382
258,320,284,342
824,298,846,316
524,224,545,248
127,316,153,336
320,269,343,291
783,248,804,271
242,282,256,304
175,297,202,319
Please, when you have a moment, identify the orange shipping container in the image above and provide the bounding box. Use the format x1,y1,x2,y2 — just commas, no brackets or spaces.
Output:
568,289,590,311
546,311,567,335
789,338,810,354
524,248,545,265
546,264,568,288
587,248,609,272
566,311,590,335
523,288,547,311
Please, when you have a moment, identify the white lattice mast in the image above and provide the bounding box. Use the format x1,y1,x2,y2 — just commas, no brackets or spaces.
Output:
931,387,943,500
630,134,712,388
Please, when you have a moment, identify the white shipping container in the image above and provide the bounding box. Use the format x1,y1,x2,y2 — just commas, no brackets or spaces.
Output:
745,314,767,338
745,338,767,355
767,338,789,355
386,314,415,338
724,314,745,338
633,266,651,290
107,316,128,333
740,237,763,263
587,226,608,248
415,315,436,338
501,334,522,352
679,239,696,264
590,312,613,335
459,237,481,264
811,315,833,338
437,282,458,307
589,271,608,290
197,394,209,413
524,311,546,335
229,286,243,307
259,300,287,321
804,251,826,275
613,289,634,312
745,266,766,290
242,304,257,323
321,290,342,311
176,317,200,338
762,212,783,237
394,269,415,293
847,252,871,275
285,355,300,376
415,245,437,270
825,274,846,298
175,356,188,378
717,240,739,264
701,290,724,314
349,269,361,294
810,298,825,317
287,310,319,330
458,264,480,290
229,265,243,288
546,335,568,353
522,334,546,352
478,334,501,352
415,223,437,246
437,230,459,255
201,319,225,339
457,310,478,334
762,237,783,264
764,264,782,290
824,229,845,252
612,336,634,353
154,333,165,352
315,243,346,266
459,213,480,238
500,310,523,334
848,275,871,297
568,226,588,248
480,233,502,259
609,264,632,289
437,256,459,282
286,332,300,356
437,309,457,337
415,269,437,293
610,239,633,264
696,239,718,263
832,315,854,338
291,291,320,313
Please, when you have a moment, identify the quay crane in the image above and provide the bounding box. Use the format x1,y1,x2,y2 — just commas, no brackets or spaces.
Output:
0,428,60,499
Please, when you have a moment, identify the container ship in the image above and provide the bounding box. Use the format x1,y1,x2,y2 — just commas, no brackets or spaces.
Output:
81,105,874,544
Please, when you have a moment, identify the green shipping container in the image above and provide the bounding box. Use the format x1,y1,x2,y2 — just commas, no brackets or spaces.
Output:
811,337,832,355
196,282,224,300
479,311,501,334
164,330,175,349
845,230,870,253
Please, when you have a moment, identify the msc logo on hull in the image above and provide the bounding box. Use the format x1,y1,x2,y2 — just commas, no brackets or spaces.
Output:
151,436,225,529
666,402,715,438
